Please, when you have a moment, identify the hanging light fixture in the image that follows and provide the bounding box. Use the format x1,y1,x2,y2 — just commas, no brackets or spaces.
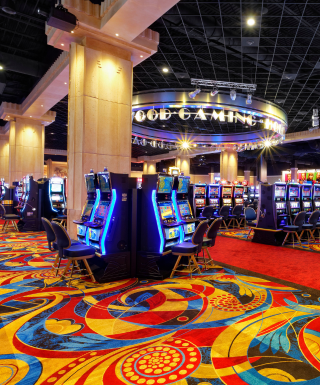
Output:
188,87,201,99
246,93,252,104
230,89,237,101
210,87,218,97
0,0,16,14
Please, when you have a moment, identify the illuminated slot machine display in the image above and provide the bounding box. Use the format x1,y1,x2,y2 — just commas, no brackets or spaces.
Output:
73,170,98,243
313,184,320,210
254,186,260,201
274,182,289,227
49,177,66,214
189,183,207,217
248,186,255,203
287,183,301,221
207,184,220,215
140,174,183,256
233,185,244,206
221,185,233,207
172,175,196,241
301,183,313,213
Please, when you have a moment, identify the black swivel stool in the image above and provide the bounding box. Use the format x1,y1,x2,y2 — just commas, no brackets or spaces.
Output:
0,204,20,232
170,220,208,278
51,221,96,285
213,205,229,229
53,209,68,228
282,211,306,247
198,218,222,270
244,207,257,239
198,206,214,220
300,210,320,244
228,205,243,228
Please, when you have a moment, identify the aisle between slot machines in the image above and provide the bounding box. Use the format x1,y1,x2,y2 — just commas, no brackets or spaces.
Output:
137,173,184,280
172,175,197,241
82,169,136,283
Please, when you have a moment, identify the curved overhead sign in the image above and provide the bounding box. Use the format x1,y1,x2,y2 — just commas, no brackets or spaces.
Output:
132,90,287,144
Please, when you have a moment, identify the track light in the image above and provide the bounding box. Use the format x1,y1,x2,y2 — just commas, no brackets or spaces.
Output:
188,88,201,99
0,0,16,14
246,93,252,105
210,87,218,97
230,89,237,101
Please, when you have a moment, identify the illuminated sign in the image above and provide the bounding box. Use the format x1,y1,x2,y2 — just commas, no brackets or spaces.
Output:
133,107,285,136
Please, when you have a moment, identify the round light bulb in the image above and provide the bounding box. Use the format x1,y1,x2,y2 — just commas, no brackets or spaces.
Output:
247,18,255,26
163,68,169,73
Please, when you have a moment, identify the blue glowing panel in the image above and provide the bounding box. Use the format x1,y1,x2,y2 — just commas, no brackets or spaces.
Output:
177,177,189,193
158,176,173,194
152,190,164,253
101,189,116,255
178,200,191,217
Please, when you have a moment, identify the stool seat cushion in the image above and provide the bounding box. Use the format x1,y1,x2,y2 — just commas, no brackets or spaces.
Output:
172,242,198,254
302,224,313,229
4,214,20,220
228,214,237,218
53,239,80,250
57,215,67,219
63,245,96,258
283,225,299,231
247,221,257,227
202,237,212,247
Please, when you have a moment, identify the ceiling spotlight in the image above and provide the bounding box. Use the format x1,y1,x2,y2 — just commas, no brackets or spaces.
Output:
188,88,201,99
61,43,64,46
115,33,119,36
210,87,218,97
247,18,255,26
71,30,74,33
0,65,3,70
64,82,67,84
246,93,252,105
230,89,237,101
181,141,191,150
264,140,272,148
0,0,16,14
163,68,169,73
140,55,143,58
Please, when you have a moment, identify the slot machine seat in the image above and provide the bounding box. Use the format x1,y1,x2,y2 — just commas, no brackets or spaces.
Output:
51,221,96,286
198,206,214,220
170,220,208,279
213,206,230,229
282,211,306,247
198,218,222,270
53,209,67,228
244,207,257,239
228,205,244,229
301,210,320,243
0,204,20,232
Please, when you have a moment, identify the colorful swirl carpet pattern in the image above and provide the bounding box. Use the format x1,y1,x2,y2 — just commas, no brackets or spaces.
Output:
1,232,320,384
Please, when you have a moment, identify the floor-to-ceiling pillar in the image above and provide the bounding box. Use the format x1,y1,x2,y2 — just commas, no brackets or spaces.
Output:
143,160,157,174
257,155,267,183
244,169,251,183
8,118,45,185
46,158,53,178
67,39,133,237
291,167,298,183
220,149,238,182
175,155,190,176
0,134,9,182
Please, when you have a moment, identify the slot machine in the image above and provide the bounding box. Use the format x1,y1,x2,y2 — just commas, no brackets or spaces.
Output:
301,183,313,213
207,184,220,215
248,186,255,203
233,184,244,206
221,184,233,208
172,175,197,241
84,169,134,282
73,170,98,243
49,177,66,215
254,186,260,201
313,184,320,210
287,182,301,222
138,173,184,279
274,182,289,227
189,183,207,217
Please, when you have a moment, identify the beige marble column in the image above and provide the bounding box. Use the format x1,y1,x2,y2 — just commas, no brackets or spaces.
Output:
175,155,190,176
0,135,9,182
67,39,133,237
46,158,53,178
143,161,157,174
220,149,238,182
291,167,298,183
244,170,251,182
209,173,215,183
8,118,44,185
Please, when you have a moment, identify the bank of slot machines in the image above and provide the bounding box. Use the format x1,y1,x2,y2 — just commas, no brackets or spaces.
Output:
233,185,244,206
301,183,313,213
221,185,233,207
287,183,301,221
207,184,220,214
274,182,289,227
313,184,320,210
189,183,207,217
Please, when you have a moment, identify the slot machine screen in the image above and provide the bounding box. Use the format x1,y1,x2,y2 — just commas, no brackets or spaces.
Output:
96,202,110,218
158,201,175,220
276,202,286,209
302,186,311,197
194,186,206,195
177,177,189,193
178,200,191,217
304,202,311,208
51,184,62,193
98,173,110,192
209,186,219,195
314,186,320,197
85,175,96,193
289,187,299,197
234,187,243,196
223,187,232,195
158,176,173,194
51,194,63,202
290,202,299,208
195,198,205,206
275,185,286,197
83,202,93,217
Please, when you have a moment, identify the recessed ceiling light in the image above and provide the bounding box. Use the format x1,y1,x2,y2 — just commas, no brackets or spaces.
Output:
71,31,74,34
115,33,119,36
61,43,64,46
41,105,43,107
140,55,143,58
163,68,169,73
247,18,255,26
30,116,32,117
64,82,67,85
0,65,3,70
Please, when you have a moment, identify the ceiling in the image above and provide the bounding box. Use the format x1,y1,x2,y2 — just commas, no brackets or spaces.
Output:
1,0,320,166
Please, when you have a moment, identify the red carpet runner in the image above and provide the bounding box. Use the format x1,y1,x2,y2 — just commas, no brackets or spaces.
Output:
211,235,320,291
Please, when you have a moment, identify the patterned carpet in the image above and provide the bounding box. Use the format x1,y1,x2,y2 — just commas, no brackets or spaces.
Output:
2,231,320,384
219,228,320,252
